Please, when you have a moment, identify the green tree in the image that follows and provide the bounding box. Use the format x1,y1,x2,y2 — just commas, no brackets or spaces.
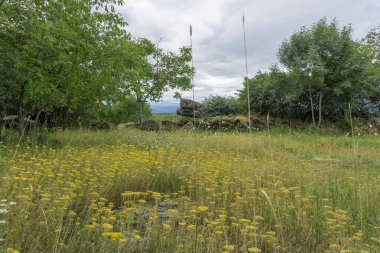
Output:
101,97,152,124
238,65,296,117
0,0,130,137
202,95,243,116
124,39,195,125
361,27,380,116
364,27,380,62
278,18,374,127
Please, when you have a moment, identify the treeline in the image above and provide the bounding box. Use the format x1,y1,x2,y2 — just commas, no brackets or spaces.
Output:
0,0,193,137
204,19,380,127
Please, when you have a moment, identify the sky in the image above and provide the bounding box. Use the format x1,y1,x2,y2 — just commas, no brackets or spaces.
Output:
117,0,380,104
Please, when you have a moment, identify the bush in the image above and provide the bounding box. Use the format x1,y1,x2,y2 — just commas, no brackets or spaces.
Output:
101,97,151,124
202,95,243,116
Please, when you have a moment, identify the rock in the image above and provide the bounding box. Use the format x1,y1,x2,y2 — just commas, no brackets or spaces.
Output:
176,108,203,118
220,120,232,129
176,99,204,118
230,118,240,125
177,117,201,127
124,122,137,128
176,108,189,116
199,118,212,129
161,120,177,131
180,98,202,110
140,120,162,131
235,121,248,131
368,118,380,130
182,122,195,131
91,121,111,130
251,118,266,129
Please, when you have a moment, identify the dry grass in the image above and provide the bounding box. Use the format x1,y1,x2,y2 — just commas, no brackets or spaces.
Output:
0,128,379,252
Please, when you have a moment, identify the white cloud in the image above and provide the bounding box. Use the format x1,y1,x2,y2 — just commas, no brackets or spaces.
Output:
117,0,380,102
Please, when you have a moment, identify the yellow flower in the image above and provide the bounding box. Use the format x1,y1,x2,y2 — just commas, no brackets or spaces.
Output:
187,224,196,231
7,249,20,253
163,223,171,230
86,224,96,229
102,232,123,240
138,199,147,205
197,206,208,212
223,245,235,251
238,218,251,223
248,247,262,253
167,209,179,215
102,223,113,230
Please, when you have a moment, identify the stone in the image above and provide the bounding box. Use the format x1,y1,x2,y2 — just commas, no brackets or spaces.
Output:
140,120,162,131
177,117,201,127
235,121,248,132
176,108,203,118
125,122,137,128
180,98,202,110
181,122,195,131
219,120,232,129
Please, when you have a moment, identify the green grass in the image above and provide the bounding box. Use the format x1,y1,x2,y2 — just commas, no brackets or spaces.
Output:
149,113,181,121
0,128,379,252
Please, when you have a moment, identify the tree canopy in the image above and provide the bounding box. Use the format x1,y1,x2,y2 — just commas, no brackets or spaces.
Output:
0,0,194,135
239,18,380,126
122,39,194,124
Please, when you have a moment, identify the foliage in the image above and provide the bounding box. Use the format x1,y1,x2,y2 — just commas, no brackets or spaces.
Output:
279,18,378,124
101,97,152,124
0,0,192,133
123,39,195,124
0,129,379,252
238,65,301,117
0,0,130,127
364,26,380,62
202,95,243,116
361,26,380,116
238,18,380,125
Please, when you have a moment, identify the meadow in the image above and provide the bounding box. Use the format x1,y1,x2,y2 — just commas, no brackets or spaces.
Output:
0,128,379,253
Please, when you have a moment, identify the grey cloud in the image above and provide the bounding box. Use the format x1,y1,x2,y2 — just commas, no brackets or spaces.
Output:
117,0,380,102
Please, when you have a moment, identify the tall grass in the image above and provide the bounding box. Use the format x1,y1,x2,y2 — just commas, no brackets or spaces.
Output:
0,128,379,252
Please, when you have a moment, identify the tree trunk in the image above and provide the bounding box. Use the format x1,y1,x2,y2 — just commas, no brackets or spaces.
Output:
139,101,145,126
32,110,42,137
344,108,350,123
30,110,43,145
0,111,3,142
308,89,316,128
38,115,48,146
18,81,26,138
317,92,323,128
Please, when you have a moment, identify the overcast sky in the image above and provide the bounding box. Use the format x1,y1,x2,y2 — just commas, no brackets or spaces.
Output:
117,0,380,103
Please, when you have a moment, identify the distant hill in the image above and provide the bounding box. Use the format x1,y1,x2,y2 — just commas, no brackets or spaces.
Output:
150,103,178,114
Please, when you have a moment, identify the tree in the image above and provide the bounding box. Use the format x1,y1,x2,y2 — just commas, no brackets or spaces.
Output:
0,0,130,137
202,95,243,116
361,27,380,116
101,97,152,124
124,39,195,125
364,27,380,62
278,18,374,127
238,65,296,117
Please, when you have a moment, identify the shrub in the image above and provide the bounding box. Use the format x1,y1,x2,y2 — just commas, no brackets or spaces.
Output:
202,95,243,116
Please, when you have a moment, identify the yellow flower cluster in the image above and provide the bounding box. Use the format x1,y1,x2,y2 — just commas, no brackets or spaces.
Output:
0,140,378,253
